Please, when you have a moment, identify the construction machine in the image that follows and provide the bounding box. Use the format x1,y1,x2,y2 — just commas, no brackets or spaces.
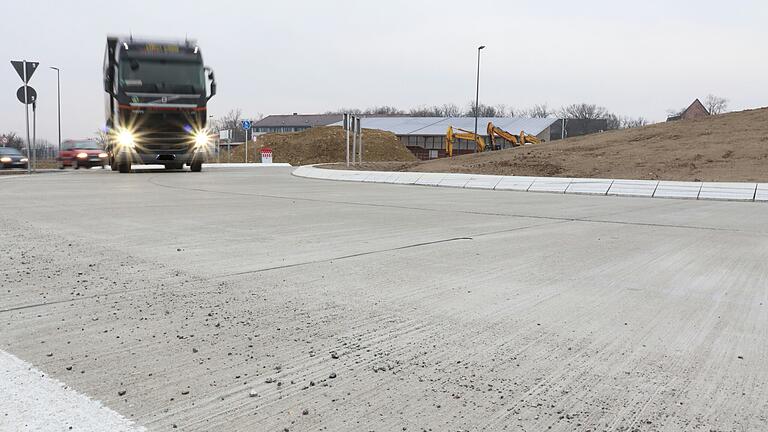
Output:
486,122,543,150
446,126,485,157
487,122,521,149
520,131,542,145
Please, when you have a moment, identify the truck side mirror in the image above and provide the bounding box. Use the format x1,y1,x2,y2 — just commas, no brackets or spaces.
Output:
205,67,216,100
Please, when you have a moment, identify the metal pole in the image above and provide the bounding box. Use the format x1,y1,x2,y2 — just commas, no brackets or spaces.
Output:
52,67,61,156
359,120,363,164
32,101,37,172
561,118,565,140
351,117,357,164
473,45,485,150
344,114,350,167
23,61,32,174
245,128,248,163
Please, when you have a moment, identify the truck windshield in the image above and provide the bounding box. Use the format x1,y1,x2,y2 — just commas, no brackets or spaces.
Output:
119,58,204,94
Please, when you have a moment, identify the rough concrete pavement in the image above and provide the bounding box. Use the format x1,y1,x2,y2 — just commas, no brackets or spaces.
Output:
1,168,767,431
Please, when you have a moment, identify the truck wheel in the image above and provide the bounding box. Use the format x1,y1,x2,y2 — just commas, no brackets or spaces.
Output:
190,160,202,172
118,160,131,173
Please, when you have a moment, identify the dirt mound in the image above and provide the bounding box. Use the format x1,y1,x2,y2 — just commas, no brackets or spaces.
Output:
326,108,768,182
232,126,416,166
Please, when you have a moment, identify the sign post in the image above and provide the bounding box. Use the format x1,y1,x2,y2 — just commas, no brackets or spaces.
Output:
32,100,37,172
11,60,39,174
344,114,350,167
357,117,363,164
241,119,252,163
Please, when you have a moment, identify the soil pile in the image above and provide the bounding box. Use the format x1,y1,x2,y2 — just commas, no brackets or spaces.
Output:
324,107,768,182
232,126,416,166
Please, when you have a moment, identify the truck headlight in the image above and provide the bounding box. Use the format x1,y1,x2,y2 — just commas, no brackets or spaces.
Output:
77,152,88,159
117,130,135,148
194,131,210,148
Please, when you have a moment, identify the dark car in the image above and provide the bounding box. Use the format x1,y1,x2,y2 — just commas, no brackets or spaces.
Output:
58,140,108,169
0,147,28,169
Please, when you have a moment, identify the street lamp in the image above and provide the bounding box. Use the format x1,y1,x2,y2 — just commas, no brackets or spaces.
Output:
50,67,62,156
473,45,486,149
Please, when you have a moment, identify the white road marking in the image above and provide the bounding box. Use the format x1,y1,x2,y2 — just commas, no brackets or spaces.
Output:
0,350,145,432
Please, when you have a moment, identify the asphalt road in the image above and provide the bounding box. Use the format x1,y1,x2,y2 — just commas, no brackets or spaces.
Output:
1,167,767,431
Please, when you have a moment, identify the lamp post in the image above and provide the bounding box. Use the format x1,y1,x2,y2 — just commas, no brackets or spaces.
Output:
50,67,62,156
473,45,486,149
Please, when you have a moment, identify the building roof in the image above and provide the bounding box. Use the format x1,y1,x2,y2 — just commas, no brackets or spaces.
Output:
328,116,560,136
667,99,710,121
253,114,343,128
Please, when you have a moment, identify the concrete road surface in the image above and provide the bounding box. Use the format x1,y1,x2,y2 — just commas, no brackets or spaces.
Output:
1,168,767,431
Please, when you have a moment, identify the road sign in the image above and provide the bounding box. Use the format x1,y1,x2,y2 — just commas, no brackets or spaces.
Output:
16,86,37,105
241,120,251,130
11,61,39,83
1,136,8,145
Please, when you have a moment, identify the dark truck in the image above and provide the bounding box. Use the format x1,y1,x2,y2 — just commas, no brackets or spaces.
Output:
103,36,216,173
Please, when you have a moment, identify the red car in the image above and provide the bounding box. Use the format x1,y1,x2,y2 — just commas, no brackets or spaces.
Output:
58,140,108,169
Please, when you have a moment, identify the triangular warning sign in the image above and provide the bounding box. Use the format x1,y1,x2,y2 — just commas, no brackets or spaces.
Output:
10,60,39,83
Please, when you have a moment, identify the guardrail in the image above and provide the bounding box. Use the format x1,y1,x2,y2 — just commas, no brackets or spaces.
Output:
292,165,767,202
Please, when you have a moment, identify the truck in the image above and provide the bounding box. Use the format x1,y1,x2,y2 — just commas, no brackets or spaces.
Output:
103,36,216,173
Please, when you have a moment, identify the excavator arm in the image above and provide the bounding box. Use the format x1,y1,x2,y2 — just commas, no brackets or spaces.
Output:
519,131,541,145
487,122,521,149
445,126,485,156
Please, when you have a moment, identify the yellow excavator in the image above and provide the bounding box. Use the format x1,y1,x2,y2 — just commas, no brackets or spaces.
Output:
446,126,485,157
487,122,521,149
486,121,542,150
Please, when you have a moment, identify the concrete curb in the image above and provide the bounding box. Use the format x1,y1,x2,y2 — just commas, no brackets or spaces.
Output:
292,165,766,203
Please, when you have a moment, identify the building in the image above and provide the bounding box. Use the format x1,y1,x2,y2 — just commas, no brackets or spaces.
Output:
548,119,608,141
667,99,710,121
252,114,343,134
330,116,560,159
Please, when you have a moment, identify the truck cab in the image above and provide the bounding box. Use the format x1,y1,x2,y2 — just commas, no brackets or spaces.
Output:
103,36,216,172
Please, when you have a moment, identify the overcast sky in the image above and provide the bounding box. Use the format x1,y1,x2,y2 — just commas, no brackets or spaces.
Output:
2,0,766,143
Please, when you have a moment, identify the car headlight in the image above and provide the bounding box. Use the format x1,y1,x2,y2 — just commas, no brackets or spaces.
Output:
77,152,88,159
117,130,135,148
0,157,11,163
20,158,28,163
98,152,108,158
194,131,210,148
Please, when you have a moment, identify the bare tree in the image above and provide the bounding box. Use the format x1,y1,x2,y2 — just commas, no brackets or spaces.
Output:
364,106,405,116
465,102,501,117
604,113,621,130
1,132,25,150
703,94,728,115
211,108,243,132
621,117,649,129
560,103,609,120
94,128,109,149
408,105,438,117
525,104,552,118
